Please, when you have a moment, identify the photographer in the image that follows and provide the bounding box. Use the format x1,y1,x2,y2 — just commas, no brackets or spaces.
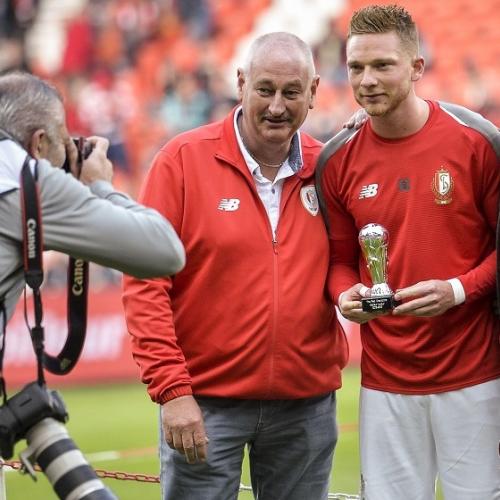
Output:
0,71,185,499
0,71,185,329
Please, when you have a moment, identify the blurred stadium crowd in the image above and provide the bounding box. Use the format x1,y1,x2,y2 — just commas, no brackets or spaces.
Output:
1,0,498,287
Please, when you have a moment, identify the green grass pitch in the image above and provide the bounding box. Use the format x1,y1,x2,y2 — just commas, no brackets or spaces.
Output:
4,367,443,499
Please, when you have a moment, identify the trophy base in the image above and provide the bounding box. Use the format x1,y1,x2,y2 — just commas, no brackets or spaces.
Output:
362,295,400,312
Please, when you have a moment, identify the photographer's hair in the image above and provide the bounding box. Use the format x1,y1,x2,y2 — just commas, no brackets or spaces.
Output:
348,4,419,57
242,32,316,80
0,71,63,149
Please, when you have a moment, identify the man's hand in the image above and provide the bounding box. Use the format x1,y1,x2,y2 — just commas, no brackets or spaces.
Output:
79,136,113,185
393,280,455,317
161,395,209,464
342,108,368,129
338,283,387,324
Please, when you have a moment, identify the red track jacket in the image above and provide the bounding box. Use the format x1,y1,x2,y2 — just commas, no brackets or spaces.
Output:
123,109,348,404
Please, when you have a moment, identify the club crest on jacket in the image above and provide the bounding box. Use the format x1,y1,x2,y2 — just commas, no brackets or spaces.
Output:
300,185,319,216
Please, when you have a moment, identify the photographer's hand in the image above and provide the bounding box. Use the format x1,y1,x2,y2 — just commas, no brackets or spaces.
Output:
79,136,113,185
161,395,209,464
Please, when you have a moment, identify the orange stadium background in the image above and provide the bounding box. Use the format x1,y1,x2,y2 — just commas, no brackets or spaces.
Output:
2,0,498,387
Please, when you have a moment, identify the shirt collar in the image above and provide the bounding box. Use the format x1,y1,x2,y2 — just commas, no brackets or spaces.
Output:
233,106,303,175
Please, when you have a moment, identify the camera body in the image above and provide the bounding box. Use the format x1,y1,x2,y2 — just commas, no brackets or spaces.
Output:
62,137,93,174
0,382,67,459
0,384,117,499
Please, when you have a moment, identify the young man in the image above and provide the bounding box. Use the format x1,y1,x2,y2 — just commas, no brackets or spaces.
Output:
317,5,500,500
123,32,348,500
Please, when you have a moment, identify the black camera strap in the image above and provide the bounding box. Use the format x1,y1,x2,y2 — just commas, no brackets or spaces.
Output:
0,300,6,404
20,156,45,386
19,155,89,384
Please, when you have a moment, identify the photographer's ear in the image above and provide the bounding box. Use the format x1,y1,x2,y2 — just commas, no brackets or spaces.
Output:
27,129,49,160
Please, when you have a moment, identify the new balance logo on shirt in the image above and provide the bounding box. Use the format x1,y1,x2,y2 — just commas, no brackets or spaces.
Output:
218,198,240,211
358,184,378,199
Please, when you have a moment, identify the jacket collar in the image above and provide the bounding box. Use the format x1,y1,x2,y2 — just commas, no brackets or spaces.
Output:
0,138,35,194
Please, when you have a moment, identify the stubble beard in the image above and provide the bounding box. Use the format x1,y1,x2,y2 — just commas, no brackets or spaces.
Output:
358,85,412,118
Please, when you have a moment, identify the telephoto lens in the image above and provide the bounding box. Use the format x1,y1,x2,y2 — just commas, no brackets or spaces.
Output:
21,418,117,500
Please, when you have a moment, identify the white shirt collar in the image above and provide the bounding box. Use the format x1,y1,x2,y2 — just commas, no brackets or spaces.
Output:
233,106,303,177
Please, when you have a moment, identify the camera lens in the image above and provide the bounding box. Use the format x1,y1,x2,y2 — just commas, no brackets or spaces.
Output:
24,418,116,500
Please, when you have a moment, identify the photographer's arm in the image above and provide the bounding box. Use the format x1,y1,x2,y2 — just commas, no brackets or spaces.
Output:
35,150,185,278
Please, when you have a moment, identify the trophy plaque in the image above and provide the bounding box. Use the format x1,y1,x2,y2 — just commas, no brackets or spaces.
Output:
358,223,399,312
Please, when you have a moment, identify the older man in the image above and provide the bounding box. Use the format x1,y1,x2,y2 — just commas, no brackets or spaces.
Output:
123,32,348,500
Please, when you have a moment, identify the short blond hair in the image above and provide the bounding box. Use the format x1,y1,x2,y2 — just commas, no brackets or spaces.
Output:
348,4,419,56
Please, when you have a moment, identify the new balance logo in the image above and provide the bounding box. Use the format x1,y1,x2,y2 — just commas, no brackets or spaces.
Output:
218,198,240,211
358,184,378,199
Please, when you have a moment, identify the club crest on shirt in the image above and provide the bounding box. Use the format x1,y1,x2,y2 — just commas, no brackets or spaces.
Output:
431,167,453,205
300,185,319,216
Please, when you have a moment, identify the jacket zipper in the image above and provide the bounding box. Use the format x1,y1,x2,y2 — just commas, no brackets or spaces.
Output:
267,235,279,398
220,156,308,398
267,177,303,397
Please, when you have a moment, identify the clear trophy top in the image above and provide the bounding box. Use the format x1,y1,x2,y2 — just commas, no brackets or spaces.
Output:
358,223,389,287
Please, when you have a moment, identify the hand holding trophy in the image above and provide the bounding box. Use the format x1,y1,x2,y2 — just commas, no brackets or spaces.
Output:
358,223,400,312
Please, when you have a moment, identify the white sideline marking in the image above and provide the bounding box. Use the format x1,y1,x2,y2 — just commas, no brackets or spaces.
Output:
85,451,121,462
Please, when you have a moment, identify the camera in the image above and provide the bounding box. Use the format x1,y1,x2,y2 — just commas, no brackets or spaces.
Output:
0,383,117,499
62,137,94,175
0,382,67,460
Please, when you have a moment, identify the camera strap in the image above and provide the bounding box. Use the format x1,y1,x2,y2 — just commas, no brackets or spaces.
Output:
19,155,89,383
0,300,6,403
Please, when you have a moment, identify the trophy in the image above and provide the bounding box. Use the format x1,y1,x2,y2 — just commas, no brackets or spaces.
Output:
358,223,399,312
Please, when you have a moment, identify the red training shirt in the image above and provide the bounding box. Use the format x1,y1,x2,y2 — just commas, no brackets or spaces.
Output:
317,100,500,394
